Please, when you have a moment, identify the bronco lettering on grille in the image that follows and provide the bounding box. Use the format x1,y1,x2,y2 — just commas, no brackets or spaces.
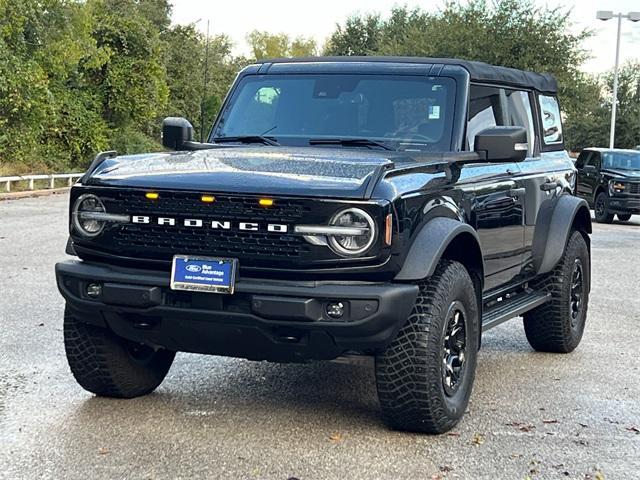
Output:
131,216,289,233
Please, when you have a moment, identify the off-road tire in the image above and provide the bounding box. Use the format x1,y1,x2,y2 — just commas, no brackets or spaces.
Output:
64,307,175,398
594,192,614,223
523,230,589,353
617,214,632,222
375,260,479,434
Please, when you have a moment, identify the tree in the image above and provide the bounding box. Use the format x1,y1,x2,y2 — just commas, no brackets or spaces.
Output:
566,62,640,150
247,30,317,59
0,0,110,172
606,62,640,149
86,0,169,134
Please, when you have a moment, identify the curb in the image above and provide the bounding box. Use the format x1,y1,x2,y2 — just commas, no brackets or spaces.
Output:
0,188,71,201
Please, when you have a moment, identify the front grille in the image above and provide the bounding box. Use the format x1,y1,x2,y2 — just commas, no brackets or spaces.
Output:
112,224,311,259
72,187,388,270
111,190,312,223
627,182,640,195
71,187,387,269
95,191,316,265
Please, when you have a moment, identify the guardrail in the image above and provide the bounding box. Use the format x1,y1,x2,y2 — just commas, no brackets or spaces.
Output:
0,173,83,192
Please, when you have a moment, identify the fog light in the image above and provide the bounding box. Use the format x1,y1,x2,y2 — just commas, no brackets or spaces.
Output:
326,301,345,319
86,283,102,298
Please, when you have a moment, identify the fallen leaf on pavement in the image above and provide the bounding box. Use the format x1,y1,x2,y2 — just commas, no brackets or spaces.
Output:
329,433,343,443
626,426,640,434
472,433,485,446
447,432,461,437
543,419,559,424
98,447,109,455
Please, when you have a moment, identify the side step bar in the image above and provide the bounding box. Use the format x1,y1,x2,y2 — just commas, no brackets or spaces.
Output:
482,291,551,332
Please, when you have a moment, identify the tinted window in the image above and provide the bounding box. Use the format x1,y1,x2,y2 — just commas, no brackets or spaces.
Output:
575,151,590,169
586,152,600,168
214,75,456,151
538,95,563,145
467,85,535,154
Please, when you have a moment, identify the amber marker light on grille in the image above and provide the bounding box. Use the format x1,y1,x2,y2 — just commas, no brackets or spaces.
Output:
259,198,274,207
145,192,159,200
384,214,393,245
201,195,216,203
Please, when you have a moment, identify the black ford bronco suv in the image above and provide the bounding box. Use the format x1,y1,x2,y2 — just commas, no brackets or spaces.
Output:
56,57,592,434
574,147,640,223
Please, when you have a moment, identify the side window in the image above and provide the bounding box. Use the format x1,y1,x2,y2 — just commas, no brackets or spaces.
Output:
467,85,500,150
468,85,535,155
538,95,563,145
575,151,590,169
586,152,600,169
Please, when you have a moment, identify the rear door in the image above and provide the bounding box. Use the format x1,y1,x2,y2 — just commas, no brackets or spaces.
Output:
516,94,573,271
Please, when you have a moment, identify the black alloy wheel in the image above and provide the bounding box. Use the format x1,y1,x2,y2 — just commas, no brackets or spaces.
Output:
442,301,467,396
594,192,614,223
569,258,585,328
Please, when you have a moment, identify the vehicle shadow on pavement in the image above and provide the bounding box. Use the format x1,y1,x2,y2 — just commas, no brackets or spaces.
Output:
65,358,386,435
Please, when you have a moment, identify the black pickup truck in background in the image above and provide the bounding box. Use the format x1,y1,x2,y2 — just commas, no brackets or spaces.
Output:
575,147,640,223
56,57,592,434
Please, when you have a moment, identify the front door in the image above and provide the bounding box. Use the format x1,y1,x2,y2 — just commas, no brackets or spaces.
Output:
459,163,525,291
575,151,593,200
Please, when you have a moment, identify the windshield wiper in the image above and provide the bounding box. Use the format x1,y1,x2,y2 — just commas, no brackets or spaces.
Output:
213,135,279,146
309,138,396,151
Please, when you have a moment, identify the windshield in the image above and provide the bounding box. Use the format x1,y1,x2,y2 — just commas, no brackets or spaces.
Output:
602,151,640,170
212,74,456,151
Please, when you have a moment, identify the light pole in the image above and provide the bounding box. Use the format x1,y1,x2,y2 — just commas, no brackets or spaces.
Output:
596,11,640,149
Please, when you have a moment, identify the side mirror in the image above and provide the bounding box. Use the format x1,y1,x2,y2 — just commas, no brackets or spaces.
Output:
474,126,528,163
162,117,194,150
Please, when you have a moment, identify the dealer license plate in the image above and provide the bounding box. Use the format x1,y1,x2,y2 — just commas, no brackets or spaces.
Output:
170,255,238,294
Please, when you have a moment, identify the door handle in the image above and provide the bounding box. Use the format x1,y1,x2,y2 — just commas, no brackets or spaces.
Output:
540,181,558,191
508,188,526,198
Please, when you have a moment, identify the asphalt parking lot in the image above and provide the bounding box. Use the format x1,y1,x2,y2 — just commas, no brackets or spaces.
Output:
0,193,639,480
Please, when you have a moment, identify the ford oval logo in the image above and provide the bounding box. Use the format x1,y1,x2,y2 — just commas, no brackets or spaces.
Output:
186,264,202,273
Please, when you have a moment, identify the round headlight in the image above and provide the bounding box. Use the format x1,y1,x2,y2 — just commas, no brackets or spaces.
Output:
73,194,106,237
328,208,376,256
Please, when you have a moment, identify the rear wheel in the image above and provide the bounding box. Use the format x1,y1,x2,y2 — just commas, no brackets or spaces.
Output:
617,214,632,222
375,260,479,434
594,192,614,223
523,230,589,353
64,307,175,398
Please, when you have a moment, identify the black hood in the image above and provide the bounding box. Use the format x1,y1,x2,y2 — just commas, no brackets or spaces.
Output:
85,146,398,199
602,168,640,179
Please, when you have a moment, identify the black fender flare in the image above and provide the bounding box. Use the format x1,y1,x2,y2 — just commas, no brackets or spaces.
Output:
395,217,484,281
532,194,592,275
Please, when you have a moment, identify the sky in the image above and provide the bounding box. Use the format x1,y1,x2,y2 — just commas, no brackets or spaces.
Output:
171,0,640,74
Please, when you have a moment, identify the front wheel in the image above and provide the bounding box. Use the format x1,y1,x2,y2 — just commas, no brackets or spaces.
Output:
617,214,632,222
594,192,614,223
64,307,175,398
375,260,479,434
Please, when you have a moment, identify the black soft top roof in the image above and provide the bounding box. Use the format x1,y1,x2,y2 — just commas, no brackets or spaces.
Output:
258,56,558,94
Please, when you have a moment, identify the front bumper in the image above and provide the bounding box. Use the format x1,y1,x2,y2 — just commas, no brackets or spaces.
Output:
607,196,640,215
56,260,418,362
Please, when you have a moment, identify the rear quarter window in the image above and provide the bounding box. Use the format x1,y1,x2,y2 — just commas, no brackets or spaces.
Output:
538,95,563,146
